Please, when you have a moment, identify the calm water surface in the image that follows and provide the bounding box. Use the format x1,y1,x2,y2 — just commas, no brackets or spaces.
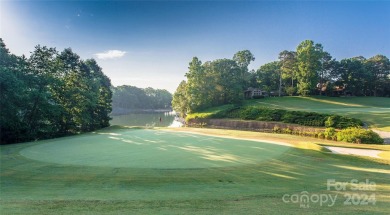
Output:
110,112,177,127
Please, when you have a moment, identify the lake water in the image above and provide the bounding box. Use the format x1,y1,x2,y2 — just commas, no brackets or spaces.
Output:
110,112,180,127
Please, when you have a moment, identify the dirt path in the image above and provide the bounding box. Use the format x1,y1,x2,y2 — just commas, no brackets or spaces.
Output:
325,146,383,158
373,129,390,144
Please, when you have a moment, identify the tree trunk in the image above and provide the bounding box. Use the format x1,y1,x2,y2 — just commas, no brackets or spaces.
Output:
279,72,282,97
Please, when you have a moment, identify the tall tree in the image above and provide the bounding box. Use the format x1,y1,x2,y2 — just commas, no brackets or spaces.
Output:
26,45,62,138
338,57,368,96
296,40,323,96
0,39,30,143
1,39,112,144
207,59,243,104
233,50,255,89
185,57,211,112
172,81,189,117
365,55,390,96
256,61,281,95
84,59,112,128
279,50,297,88
318,51,336,96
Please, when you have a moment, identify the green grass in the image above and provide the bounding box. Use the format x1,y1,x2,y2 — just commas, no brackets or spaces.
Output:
19,129,291,168
186,104,236,121
1,127,390,214
243,96,390,131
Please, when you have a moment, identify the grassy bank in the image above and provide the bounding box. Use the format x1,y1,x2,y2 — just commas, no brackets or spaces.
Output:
244,96,390,131
187,96,390,131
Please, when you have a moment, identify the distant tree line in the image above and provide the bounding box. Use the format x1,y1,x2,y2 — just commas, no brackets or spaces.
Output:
260,40,390,97
112,85,172,114
172,50,255,115
172,40,390,116
0,39,112,144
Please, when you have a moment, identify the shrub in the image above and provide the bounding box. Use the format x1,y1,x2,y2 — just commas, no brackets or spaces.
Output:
225,108,241,118
188,106,363,129
318,132,325,139
283,128,292,134
273,125,281,133
240,106,260,120
337,128,384,144
281,112,296,123
325,116,335,128
324,127,337,140
332,116,363,128
285,86,296,96
252,95,265,99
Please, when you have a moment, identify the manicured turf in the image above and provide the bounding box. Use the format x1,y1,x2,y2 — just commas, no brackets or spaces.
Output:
244,96,390,131
1,127,389,214
20,129,290,168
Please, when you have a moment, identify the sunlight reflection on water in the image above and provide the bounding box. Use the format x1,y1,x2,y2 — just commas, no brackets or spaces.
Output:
168,119,184,128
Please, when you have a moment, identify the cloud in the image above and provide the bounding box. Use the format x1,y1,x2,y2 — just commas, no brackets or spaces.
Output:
94,50,126,60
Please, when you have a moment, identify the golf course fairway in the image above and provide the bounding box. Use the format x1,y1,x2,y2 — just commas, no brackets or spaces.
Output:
20,129,290,168
1,126,390,214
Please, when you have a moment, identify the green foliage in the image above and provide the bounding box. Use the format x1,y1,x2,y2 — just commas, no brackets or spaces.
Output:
188,105,363,129
185,104,237,122
252,95,265,99
297,82,311,96
338,57,368,96
172,81,188,117
233,50,255,68
280,111,326,127
256,61,280,94
0,39,112,144
272,125,282,133
174,39,390,121
279,50,297,88
365,55,390,96
337,128,384,144
330,115,362,129
112,85,172,114
296,40,323,96
239,106,259,120
174,51,254,115
325,116,335,128
284,86,296,96
283,127,292,134
255,40,389,97
324,127,337,140
239,107,282,121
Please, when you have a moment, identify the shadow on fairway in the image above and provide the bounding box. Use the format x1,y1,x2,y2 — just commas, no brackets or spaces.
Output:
19,129,292,169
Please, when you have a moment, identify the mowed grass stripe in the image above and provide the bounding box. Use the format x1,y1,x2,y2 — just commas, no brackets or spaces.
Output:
1,127,390,214
19,129,291,168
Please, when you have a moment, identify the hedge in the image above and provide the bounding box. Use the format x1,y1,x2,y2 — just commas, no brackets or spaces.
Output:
189,106,363,129
336,128,384,144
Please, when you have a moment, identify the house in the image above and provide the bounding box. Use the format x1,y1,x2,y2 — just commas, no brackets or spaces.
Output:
317,82,351,96
244,87,264,99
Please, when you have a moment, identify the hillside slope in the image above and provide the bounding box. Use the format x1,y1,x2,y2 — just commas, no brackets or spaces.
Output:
243,96,390,131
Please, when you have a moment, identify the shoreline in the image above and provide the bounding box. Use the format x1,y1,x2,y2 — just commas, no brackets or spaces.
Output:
111,109,173,116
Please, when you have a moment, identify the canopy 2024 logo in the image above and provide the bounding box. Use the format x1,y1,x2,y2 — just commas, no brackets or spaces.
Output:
282,179,376,208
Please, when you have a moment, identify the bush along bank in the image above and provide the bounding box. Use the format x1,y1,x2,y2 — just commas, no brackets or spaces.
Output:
186,106,384,144
274,126,383,144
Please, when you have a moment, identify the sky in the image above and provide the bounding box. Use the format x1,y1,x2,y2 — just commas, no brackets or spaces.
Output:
1,0,389,93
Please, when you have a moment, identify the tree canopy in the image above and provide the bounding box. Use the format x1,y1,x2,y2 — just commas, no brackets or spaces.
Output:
0,39,112,144
254,40,390,98
172,50,255,115
111,85,172,114
173,40,390,116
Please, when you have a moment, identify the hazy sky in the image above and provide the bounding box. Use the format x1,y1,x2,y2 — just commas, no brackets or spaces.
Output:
1,0,389,93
